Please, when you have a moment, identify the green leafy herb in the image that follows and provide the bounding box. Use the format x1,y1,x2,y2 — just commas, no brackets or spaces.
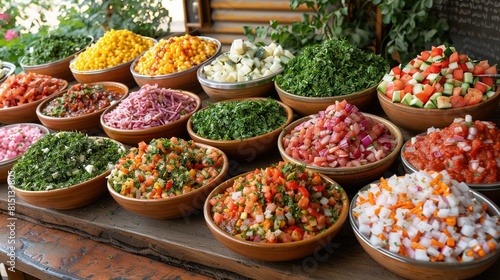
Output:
190,98,288,140
23,34,92,66
274,38,389,97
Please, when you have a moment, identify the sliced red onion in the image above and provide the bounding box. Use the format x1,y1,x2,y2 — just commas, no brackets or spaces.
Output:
339,138,349,150
444,138,456,146
344,103,354,113
359,119,369,128
361,135,372,147
453,135,464,142
433,150,443,158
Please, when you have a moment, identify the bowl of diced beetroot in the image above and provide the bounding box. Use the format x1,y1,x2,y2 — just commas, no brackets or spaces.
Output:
277,100,403,189
377,45,500,133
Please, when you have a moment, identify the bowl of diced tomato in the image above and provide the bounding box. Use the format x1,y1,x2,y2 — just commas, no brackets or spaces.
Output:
204,161,349,261
350,170,500,280
0,73,68,124
278,100,403,189
107,137,228,219
377,45,500,133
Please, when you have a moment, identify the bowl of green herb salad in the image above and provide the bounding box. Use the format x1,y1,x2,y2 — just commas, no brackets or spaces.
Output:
274,38,389,116
20,34,93,81
8,132,125,210
187,97,294,161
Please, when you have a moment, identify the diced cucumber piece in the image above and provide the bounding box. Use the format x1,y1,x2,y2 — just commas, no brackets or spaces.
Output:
412,72,425,82
443,47,454,57
413,83,424,94
442,82,454,95
409,97,424,108
419,61,431,71
412,59,423,68
432,55,443,62
486,90,496,98
427,73,441,84
401,93,414,105
436,96,452,109
382,73,395,82
429,92,442,101
482,95,488,102
424,100,437,109
392,90,402,103
448,61,459,70
465,61,474,72
377,80,388,94
453,80,462,87
461,82,470,95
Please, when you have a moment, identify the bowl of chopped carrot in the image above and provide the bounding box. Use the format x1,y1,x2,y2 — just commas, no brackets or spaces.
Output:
107,137,228,219
0,73,68,124
350,170,500,280
204,161,349,261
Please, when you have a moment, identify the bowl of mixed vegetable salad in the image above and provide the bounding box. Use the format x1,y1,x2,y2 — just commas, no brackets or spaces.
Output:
278,100,403,188
0,123,50,182
401,115,500,203
101,84,201,146
274,38,389,116
204,161,349,261
8,132,125,210
0,60,16,84
187,97,294,160
197,39,293,101
350,170,500,280
107,137,228,219
377,45,500,132
36,81,129,132
20,34,93,81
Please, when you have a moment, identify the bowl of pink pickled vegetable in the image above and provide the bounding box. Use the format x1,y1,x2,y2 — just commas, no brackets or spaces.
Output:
100,84,201,146
0,123,50,181
277,100,403,188
349,170,500,280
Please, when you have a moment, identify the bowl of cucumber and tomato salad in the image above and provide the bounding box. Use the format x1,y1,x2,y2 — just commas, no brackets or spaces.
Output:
274,38,389,116
377,44,500,132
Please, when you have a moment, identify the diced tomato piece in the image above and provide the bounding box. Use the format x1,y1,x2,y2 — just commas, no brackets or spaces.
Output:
385,82,394,99
415,91,429,103
298,186,310,197
449,95,466,108
400,73,413,85
449,52,459,63
434,83,443,93
391,65,402,75
458,54,469,63
478,60,490,69
453,69,464,81
459,63,469,72
408,68,419,75
393,80,405,91
452,87,462,96
423,84,436,97
481,76,495,87
473,65,486,75
427,64,441,74
464,88,483,106
431,47,443,57
473,81,489,93
485,65,498,74
286,180,299,190
434,60,449,68
404,84,413,94
419,51,431,61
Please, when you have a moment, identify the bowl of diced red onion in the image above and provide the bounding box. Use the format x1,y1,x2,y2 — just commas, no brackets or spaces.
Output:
277,100,403,189
349,170,500,280
100,84,201,146
0,123,50,181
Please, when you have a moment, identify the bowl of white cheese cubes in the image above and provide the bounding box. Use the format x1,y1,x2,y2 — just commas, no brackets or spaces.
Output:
197,39,294,101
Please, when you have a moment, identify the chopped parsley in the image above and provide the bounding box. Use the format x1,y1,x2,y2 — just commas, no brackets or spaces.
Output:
23,34,92,66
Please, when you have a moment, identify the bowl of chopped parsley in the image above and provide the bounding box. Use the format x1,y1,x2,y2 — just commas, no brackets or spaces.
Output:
274,38,389,116
20,34,93,81
187,97,294,161
8,132,125,210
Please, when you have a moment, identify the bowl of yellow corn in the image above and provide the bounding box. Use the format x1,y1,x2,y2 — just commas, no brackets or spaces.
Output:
131,34,221,93
70,29,155,87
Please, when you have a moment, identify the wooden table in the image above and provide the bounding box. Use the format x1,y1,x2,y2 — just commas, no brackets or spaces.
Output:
1,89,499,279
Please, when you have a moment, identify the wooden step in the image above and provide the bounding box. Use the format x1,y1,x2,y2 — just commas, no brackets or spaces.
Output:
210,0,312,11
211,9,302,24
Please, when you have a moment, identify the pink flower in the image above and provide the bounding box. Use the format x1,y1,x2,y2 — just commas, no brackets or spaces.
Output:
5,29,18,41
0,13,9,21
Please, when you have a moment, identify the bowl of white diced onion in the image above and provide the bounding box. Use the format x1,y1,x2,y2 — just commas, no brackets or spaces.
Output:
197,39,294,101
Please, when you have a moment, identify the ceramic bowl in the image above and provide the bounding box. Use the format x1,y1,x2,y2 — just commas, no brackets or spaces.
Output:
10,137,125,210
0,123,50,182
186,98,294,160
400,138,500,204
377,88,500,133
100,89,201,146
197,52,282,101
277,113,403,189
131,36,221,93
275,82,377,116
204,170,349,261
0,61,16,84
107,142,229,219
36,81,129,132
70,58,138,87
350,183,500,280
19,35,93,81
0,78,68,124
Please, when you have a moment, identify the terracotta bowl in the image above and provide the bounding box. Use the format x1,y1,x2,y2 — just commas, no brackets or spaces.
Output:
0,61,16,84
19,35,93,81
377,88,500,133
275,82,377,116
70,58,138,87
0,78,68,124
204,170,349,261
10,137,125,210
350,184,500,280
186,98,294,160
36,81,129,132
131,36,221,93
197,52,282,101
107,143,229,219
100,89,201,146
0,123,50,182
277,113,403,189
400,138,500,204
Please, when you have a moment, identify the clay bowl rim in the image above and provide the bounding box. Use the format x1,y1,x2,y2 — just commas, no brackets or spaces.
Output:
19,35,94,70
349,182,500,272
277,113,404,176
0,62,16,84
0,123,51,168
130,36,222,81
400,134,500,190
100,89,202,136
186,97,294,146
107,142,229,206
196,51,284,90
275,81,378,104
203,170,349,260
36,81,129,124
